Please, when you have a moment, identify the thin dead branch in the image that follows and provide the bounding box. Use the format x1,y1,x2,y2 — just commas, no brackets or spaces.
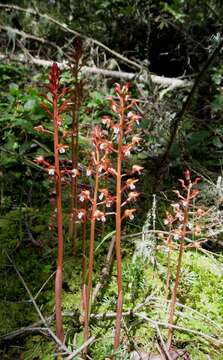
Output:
64,336,96,360
0,25,62,55
135,312,223,346
4,252,72,356
0,3,142,70
91,235,116,304
159,37,223,167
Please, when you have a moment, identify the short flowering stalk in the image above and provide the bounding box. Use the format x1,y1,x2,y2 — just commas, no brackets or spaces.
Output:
76,201,88,314
165,170,201,349
84,166,99,341
101,172,109,238
83,147,100,345
166,232,173,292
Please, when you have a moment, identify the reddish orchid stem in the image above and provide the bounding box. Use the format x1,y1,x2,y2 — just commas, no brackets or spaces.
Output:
70,92,81,255
101,174,108,237
166,249,171,292
37,63,72,345
114,97,124,351
166,181,192,349
84,148,100,347
52,76,64,343
69,39,83,255
166,232,173,292
81,202,87,313
70,124,78,254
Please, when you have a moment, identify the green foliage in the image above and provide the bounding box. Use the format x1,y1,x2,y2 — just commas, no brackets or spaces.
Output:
23,336,55,360
122,258,146,305
1,3,223,351
211,65,223,113
0,206,50,250
85,247,223,359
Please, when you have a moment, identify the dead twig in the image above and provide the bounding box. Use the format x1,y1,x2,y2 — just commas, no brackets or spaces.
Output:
91,235,116,304
0,25,63,55
64,336,96,360
159,37,223,168
33,271,56,301
25,220,42,247
154,323,172,360
0,325,48,342
4,252,72,356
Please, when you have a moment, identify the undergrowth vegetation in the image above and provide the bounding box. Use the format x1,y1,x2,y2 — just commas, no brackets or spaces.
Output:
0,56,223,360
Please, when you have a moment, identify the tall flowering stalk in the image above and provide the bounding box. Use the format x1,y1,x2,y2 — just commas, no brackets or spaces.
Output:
81,199,87,312
164,170,203,349
69,37,84,255
108,84,143,350
75,84,142,351
35,63,70,342
84,130,100,344
76,126,110,345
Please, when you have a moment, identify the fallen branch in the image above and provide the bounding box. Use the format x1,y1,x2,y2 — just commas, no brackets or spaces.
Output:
135,312,223,346
83,67,192,90
2,292,222,351
0,297,155,342
0,324,49,342
91,309,223,346
132,291,223,334
0,53,192,90
0,3,142,70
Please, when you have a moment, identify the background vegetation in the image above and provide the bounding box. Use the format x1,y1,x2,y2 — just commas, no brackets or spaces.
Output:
0,0,223,359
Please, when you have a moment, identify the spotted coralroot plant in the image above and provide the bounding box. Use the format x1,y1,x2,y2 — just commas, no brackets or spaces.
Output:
69,37,84,255
77,125,119,348
163,170,205,349
34,63,70,342
107,83,143,350
81,126,111,345
75,83,143,351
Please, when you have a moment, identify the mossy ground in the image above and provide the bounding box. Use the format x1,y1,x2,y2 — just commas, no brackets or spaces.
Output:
1,238,223,359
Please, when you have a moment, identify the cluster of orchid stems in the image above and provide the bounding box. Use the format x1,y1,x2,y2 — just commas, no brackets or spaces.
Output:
33,61,204,355
34,58,143,352
163,169,205,349
33,62,202,355
74,83,143,352
34,63,70,342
